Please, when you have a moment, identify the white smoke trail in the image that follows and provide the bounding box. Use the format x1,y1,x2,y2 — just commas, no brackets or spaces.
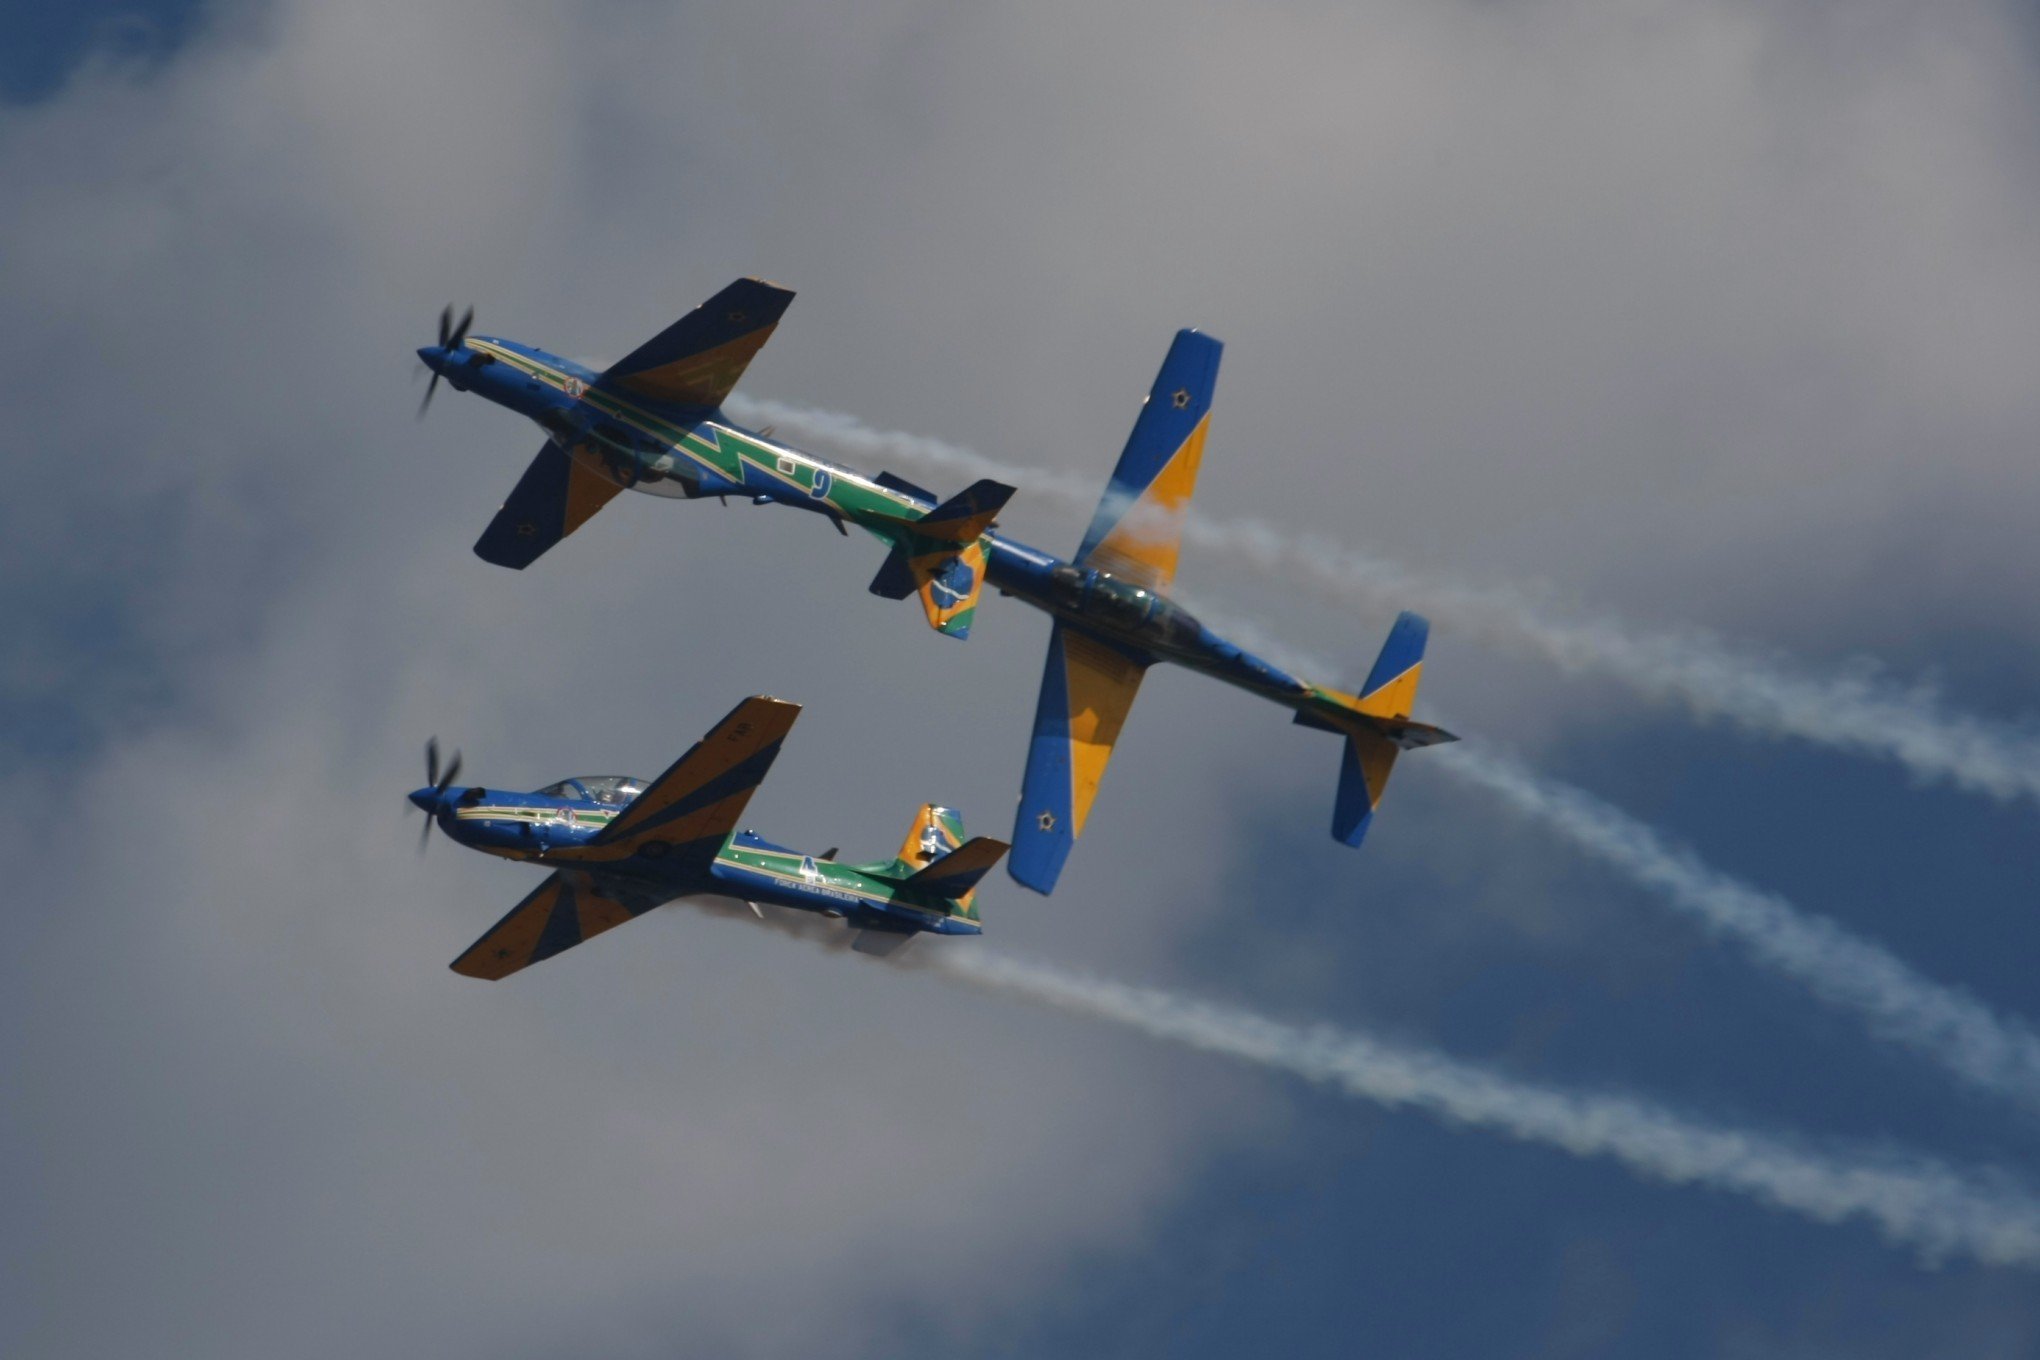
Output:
726,395,2040,806
1432,743,2040,1118
1175,598,2040,1119
726,396,2040,1115
934,949,2040,1269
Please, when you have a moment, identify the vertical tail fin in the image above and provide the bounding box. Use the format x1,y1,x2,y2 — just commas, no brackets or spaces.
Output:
892,805,994,918
896,804,967,873
869,480,1014,640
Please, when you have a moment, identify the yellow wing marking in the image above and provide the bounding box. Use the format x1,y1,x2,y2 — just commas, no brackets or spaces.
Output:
613,327,780,409
561,443,628,534
1357,661,1423,721
1083,413,1209,591
1062,630,1147,837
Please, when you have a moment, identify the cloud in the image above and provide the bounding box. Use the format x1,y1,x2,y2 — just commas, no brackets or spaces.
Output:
7,0,2040,1354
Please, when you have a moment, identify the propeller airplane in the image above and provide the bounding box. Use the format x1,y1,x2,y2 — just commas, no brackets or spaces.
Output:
416,279,1455,894
409,695,1006,978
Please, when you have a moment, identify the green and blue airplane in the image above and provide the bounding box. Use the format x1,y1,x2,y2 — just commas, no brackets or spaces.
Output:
410,695,1006,977
417,280,1455,894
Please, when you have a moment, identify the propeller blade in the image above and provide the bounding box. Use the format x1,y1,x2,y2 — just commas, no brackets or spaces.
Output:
437,304,454,348
448,305,474,350
417,371,442,418
415,736,461,853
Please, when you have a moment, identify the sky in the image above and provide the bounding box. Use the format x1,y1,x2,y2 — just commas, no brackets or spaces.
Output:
4,0,2040,1355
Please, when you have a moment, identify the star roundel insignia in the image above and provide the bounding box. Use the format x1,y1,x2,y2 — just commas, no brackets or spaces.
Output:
1036,809,1057,832
1170,388,1192,410
515,521,538,537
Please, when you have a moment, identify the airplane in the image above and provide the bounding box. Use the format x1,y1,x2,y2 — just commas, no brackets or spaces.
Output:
416,279,1456,895
408,694,1007,977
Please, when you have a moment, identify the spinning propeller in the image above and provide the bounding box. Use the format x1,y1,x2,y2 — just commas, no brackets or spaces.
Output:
417,304,474,417
411,736,464,850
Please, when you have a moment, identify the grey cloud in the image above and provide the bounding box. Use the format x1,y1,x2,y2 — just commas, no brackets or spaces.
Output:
7,0,2040,1354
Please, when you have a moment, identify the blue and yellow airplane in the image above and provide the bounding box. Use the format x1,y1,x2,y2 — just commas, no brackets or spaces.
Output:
417,280,1456,894
409,695,1006,977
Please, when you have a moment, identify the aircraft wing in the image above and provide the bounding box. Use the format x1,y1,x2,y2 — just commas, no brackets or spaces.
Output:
1008,622,1150,894
450,869,670,980
1073,328,1220,592
474,438,628,569
561,696,801,866
593,278,795,410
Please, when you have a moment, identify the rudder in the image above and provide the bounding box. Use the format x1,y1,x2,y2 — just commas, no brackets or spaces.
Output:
895,804,967,872
868,479,1013,640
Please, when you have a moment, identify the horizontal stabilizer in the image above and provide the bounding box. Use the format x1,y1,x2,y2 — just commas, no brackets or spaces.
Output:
1293,708,1457,750
902,836,1010,900
1375,717,1457,750
905,478,1015,545
868,545,918,600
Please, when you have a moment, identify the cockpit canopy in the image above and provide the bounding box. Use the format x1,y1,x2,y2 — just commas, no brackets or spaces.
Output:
1047,565,1202,647
534,775,647,806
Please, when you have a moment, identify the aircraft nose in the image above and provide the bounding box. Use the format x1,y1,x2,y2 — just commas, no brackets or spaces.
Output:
416,345,446,373
408,786,439,813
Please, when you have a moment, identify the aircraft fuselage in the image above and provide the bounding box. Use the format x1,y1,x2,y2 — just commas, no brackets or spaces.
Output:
411,784,980,938
419,333,1343,721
